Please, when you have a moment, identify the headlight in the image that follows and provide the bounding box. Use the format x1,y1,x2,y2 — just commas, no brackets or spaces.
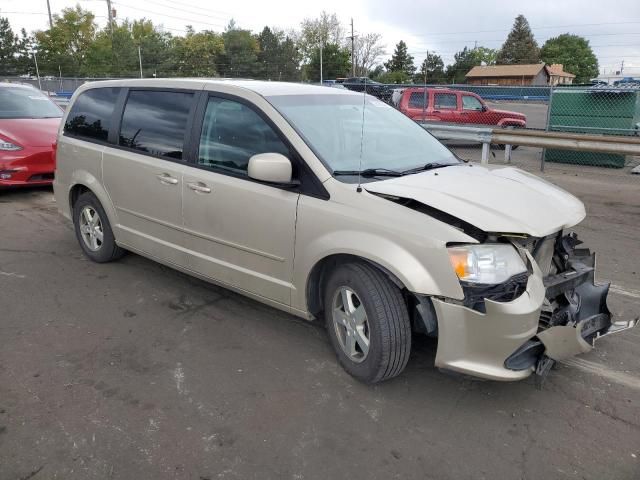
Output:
0,140,22,151
448,244,527,284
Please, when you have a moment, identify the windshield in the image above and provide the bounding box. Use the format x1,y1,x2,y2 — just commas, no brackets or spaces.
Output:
0,87,63,119
267,93,459,176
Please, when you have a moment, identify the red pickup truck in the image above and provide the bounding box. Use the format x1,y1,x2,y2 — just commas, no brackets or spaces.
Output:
397,87,526,127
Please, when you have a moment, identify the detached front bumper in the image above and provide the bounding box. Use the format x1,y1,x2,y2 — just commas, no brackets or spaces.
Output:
431,233,638,381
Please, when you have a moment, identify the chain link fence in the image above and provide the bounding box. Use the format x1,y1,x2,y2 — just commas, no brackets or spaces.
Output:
339,81,640,172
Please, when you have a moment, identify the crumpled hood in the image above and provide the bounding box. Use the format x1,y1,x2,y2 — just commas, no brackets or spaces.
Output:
365,164,586,237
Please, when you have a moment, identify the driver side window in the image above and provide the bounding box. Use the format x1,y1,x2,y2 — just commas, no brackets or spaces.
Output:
198,97,290,175
462,95,483,111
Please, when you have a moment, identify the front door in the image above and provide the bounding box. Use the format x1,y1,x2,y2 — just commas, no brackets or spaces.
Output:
103,89,196,265
182,95,299,305
460,94,487,125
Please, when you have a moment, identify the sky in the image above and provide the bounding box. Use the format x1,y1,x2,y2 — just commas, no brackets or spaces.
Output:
2,0,640,77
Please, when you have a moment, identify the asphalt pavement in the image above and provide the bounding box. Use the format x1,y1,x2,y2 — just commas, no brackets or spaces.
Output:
0,160,638,479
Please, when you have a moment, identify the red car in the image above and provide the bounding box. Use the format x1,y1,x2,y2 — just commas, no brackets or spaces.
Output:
397,87,526,127
0,83,62,188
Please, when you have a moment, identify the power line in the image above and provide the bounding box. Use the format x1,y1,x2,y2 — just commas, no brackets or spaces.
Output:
115,0,230,22
409,20,640,37
110,2,227,29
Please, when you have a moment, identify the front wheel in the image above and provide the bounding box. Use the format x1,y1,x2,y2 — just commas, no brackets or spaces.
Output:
497,125,522,150
324,262,411,384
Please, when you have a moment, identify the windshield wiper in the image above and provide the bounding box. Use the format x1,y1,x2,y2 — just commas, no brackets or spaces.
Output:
333,168,403,177
401,162,457,175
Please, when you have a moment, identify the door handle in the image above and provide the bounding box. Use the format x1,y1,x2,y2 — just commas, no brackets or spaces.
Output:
156,173,178,185
187,182,211,194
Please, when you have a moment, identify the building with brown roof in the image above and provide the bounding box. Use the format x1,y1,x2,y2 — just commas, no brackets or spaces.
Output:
465,64,575,86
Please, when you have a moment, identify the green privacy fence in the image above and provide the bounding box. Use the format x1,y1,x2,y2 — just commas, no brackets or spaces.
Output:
545,86,640,168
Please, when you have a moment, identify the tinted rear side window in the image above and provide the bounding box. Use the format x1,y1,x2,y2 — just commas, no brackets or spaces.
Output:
64,87,120,141
434,93,458,110
119,90,193,160
408,91,429,109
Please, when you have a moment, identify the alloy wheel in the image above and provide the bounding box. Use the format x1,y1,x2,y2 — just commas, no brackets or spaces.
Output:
332,286,370,363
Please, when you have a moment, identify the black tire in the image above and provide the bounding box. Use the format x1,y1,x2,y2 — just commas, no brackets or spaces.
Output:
323,262,411,384
72,191,125,263
497,125,521,150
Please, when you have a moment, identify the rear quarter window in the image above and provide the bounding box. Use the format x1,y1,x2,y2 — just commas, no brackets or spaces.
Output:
64,87,121,142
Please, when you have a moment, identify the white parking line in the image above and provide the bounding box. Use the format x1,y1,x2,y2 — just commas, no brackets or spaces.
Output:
561,357,640,391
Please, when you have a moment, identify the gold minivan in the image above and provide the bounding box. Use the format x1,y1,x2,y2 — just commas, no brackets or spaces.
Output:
54,79,636,384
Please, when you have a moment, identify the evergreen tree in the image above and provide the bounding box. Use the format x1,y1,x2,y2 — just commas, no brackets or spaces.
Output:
257,27,301,81
496,15,539,64
415,52,445,84
446,47,478,83
217,21,260,78
0,17,18,75
306,43,350,81
384,40,415,78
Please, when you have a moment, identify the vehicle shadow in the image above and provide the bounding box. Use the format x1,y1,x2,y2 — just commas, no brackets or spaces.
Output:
0,185,54,202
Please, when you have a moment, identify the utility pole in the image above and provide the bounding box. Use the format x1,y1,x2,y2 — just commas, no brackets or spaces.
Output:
32,51,42,90
45,0,53,29
620,59,624,74
319,42,323,83
350,18,355,77
138,46,143,78
106,0,114,38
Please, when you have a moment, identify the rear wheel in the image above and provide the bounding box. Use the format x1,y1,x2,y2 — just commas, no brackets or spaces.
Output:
323,262,411,384
73,191,124,263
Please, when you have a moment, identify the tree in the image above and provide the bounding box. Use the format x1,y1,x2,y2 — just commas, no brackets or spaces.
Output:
496,14,539,65
34,6,96,75
169,27,224,77
217,22,259,78
416,52,445,84
298,11,344,62
541,34,598,83
256,26,301,81
446,47,477,83
83,19,171,77
472,47,498,66
306,43,350,81
131,19,172,77
383,40,415,81
0,17,19,75
352,33,385,77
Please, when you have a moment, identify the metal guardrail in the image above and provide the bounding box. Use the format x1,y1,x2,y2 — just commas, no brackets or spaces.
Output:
420,123,640,165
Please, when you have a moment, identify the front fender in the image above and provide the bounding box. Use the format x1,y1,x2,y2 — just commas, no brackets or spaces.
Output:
292,229,465,313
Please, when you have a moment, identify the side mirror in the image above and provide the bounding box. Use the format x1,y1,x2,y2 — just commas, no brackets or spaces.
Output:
248,153,293,184
481,104,488,112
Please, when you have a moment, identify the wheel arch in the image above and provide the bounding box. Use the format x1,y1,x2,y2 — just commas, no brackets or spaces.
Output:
305,253,407,319
67,171,118,228
497,118,526,128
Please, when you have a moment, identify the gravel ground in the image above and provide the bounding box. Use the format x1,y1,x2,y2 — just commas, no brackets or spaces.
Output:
0,158,638,480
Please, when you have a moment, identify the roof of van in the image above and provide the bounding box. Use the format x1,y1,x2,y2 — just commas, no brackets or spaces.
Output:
80,78,357,97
